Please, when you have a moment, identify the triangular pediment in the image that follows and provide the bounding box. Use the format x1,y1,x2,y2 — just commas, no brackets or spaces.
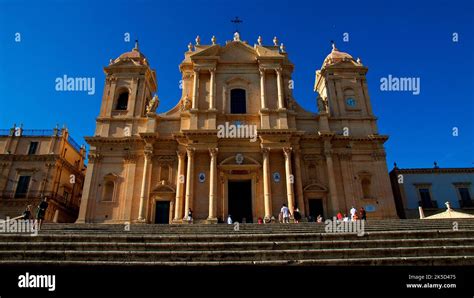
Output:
255,45,284,58
190,45,221,58
219,41,257,63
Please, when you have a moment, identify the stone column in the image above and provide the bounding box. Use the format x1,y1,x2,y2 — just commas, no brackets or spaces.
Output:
76,153,101,223
173,151,186,221
294,148,305,216
209,68,215,110
276,68,284,109
283,147,295,214
324,141,339,214
183,147,195,218
192,69,199,109
122,154,137,221
259,68,266,109
138,146,153,221
207,148,218,222
262,148,272,219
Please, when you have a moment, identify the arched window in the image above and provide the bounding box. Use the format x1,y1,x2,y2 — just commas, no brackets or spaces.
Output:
230,89,246,114
102,181,114,202
361,178,371,198
116,92,129,110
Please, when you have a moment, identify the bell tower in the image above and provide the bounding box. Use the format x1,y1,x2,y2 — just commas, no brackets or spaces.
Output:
314,43,378,136
95,41,157,138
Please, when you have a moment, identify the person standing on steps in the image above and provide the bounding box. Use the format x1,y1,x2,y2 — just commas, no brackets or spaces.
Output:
22,205,32,220
227,214,233,224
350,206,357,221
280,204,290,223
36,197,49,230
187,208,193,223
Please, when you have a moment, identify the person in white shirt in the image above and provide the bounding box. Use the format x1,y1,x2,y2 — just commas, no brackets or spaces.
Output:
280,204,290,223
343,214,349,222
350,206,357,220
227,214,233,224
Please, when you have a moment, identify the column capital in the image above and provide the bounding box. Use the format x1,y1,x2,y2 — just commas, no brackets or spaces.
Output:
193,67,201,73
186,147,195,157
209,68,216,74
261,147,270,156
259,67,266,76
283,147,292,157
275,67,283,74
144,144,153,159
176,150,186,159
123,153,138,164
87,153,102,163
324,148,333,158
144,150,153,160
209,147,218,157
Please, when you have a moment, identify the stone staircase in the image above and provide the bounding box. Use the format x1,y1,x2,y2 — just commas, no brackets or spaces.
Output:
0,219,473,266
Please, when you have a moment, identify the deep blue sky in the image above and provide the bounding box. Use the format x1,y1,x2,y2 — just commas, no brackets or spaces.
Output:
0,0,473,169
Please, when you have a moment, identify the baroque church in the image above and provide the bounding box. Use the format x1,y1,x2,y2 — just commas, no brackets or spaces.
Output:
76,32,397,224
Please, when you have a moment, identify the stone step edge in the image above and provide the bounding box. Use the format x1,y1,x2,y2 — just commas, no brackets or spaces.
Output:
1,237,472,247
0,255,472,266
2,230,473,238
2,245,473,255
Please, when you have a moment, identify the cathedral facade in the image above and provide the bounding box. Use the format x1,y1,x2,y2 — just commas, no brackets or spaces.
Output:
76,33,397,224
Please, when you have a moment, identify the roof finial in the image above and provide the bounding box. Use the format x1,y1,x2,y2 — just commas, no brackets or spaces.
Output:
195,35,201,46
331,40,337,51
134,40,139,51
356,57,361,64
273,36,279,46
233,31,240,41
257,36,262,46
280,43,286,53
211,35,216,45
188,42,193,52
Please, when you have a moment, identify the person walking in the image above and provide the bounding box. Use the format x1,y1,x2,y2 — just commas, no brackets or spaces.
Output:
360,207,367,221
227,214,233,224
36,197,49,230
280,204,290,223
293,207,301,223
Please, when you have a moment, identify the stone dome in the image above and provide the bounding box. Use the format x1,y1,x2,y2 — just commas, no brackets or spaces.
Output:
322,43,354,67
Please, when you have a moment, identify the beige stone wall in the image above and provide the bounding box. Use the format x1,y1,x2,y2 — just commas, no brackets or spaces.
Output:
0,129,86,222
77,37,398,224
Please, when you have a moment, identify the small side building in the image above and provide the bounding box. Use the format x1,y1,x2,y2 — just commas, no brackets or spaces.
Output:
389,163,474,219
0,126,86,222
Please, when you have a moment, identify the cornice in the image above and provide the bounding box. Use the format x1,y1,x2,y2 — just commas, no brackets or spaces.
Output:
392,168,474,175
